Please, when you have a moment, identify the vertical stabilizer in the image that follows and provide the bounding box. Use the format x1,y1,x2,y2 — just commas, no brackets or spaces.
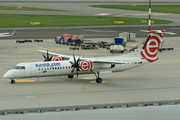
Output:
140,30,176,62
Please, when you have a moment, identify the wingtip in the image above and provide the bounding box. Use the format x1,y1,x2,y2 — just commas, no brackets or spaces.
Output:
11,29,16,36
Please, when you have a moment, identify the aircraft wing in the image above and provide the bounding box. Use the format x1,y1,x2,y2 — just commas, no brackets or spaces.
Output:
0,33,10,35
78,57,127,64
0,30,16,37
38,50,126,64
91,60,126,64
38,50,72,60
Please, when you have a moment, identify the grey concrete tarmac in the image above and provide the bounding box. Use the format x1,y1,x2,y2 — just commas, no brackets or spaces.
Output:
0,25,180,39
0,37,180,110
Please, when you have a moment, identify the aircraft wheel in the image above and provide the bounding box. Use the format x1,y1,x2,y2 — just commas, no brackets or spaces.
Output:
96,77,102,83
68,75,74,78
11,80,15,84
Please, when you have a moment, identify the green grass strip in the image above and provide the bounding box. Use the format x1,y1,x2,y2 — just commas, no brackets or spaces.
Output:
89,5,180,14
0,14,173,28
0,6,64,11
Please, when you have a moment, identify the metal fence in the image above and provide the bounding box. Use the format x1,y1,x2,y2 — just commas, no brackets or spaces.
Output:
1,99,180,115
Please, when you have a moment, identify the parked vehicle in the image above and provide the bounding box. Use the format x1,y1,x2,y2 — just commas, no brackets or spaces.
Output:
110,45,124,53
34,39,43,42
55,37,61,44
16,40,25,43
114,37,127,47
24,39,32,42
129,44,138,52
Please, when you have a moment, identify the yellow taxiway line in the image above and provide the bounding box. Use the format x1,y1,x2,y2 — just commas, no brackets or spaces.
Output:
81,83,139,102
15,80,35,82
73,5,78,7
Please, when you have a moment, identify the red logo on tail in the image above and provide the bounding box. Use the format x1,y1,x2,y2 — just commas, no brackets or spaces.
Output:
140,33,162,62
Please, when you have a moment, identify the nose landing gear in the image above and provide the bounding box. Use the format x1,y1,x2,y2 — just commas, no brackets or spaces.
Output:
11,79,15,84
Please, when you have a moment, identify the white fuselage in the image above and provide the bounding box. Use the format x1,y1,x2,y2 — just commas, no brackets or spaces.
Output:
3,51,148,79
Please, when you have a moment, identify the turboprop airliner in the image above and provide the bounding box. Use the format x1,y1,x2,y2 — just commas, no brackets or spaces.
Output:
3,30,176,84
0,30,16,37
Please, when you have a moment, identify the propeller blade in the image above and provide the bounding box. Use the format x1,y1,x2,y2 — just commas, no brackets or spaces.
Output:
77,57,80,63
78,66,82,70
76,68,78,77
42,50,52,61
71,54,81,77
71,68,75,73
47,50,49,59
49,56,53,61
42,54,47,59
73,54,76,63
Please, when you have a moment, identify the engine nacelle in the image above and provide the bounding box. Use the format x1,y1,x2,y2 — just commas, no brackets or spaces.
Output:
78,60,92,71
51,56,64,61
78,60,115,71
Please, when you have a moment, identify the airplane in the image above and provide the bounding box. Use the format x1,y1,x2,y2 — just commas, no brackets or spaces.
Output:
0,30,16,37
3,30,176,84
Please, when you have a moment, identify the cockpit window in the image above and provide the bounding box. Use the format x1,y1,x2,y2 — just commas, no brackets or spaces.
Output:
19,66,25,69
13,66,19,69
13,66,25,69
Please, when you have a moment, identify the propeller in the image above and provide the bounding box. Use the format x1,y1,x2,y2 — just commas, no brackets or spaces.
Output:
42,50,53,61
69,54,81,77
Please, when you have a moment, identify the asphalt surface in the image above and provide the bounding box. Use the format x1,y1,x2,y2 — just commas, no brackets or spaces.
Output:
0,25,180,39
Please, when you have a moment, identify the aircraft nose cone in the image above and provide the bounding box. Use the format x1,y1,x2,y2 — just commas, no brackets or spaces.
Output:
3,71,11,78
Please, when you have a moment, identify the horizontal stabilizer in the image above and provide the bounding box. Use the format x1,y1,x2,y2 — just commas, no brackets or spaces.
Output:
140,30,176,35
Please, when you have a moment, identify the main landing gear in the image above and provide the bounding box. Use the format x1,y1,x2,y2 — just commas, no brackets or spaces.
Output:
68,75,74,78
95,72,102,83
11,79,15,84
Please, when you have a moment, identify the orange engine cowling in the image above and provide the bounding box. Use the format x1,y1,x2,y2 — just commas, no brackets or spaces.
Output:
51,56,64,61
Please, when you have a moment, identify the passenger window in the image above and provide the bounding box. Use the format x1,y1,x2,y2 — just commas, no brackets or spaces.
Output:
63,67,64,69
69,66,70,69
52,68,54,70
47,68,49,70
44,68,46,70
60,67,62,69
41,68,43,70
55,67,57,69
38,68,40,71
66,67,67,69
